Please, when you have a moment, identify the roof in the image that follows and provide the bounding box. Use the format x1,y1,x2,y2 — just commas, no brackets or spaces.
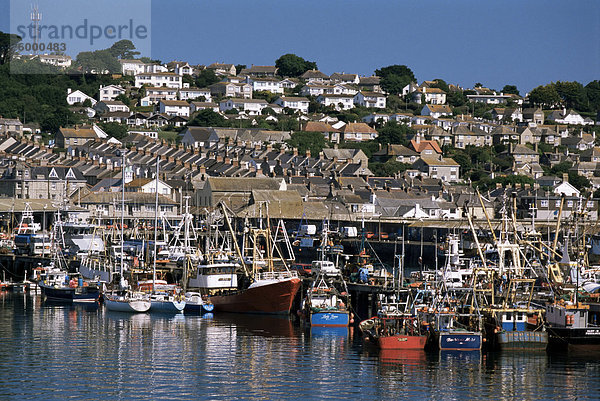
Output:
278,96,309,102
419,156,460,166
342,123,377,134
58,127,97,138
300,70,329,79
208,177,282,192
512,144,538,155
303,121,339,132
424,104,452,113
410,139,442,154
160,100,190,107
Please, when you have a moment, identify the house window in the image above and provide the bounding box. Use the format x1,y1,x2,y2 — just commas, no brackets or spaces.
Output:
587,201,594,209
555,200,561,207
541,200,548,207
567,200,573,207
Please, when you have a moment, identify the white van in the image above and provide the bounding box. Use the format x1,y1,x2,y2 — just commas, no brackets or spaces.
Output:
341,226,358,238
299,224,317,236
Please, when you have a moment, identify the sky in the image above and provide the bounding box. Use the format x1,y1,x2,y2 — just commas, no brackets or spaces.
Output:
1,0,598,93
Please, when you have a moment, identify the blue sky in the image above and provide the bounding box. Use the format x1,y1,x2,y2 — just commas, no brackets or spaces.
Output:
1,0,598,93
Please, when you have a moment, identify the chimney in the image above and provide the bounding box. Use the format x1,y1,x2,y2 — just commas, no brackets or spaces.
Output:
67,88,72,95
306,149,311,158
562,173,568,183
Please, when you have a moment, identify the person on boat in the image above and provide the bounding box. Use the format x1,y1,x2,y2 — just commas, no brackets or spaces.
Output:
359,266,369,284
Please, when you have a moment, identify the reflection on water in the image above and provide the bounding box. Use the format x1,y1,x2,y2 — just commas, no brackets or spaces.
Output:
0,293,598,400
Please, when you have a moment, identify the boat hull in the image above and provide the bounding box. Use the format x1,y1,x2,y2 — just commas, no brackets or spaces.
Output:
105,297,151,313
211,277,301,315
39,283,99,303
378,335,428,350
438,331,482,351
150,300,186,313
497,330,548,351
184,302,215,314
547,326,600,351
310,310,350,327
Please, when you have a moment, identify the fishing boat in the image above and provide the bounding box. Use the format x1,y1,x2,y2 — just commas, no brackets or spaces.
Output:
361,288,428,349
304,260,351,327
545,301,600,351
39,273,100,303
105,291,151,313
184,291,214,314
209,203,301,315
302,223,351,327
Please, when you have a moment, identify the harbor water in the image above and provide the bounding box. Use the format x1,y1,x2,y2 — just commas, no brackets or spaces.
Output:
0,292,598,400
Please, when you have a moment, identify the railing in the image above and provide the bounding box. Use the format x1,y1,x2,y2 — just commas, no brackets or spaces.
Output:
256,270,298,281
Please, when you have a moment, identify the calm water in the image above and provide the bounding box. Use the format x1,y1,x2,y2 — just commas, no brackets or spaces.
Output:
0,293,598,400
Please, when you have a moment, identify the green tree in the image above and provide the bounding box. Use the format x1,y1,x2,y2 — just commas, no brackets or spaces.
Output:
75,49,120,74
100,122,128,140
275,54,317,78
0,31,21,65
376,121,412,145
555,81,588,111
528,83,560,107
502,85,520,95
108,40,139,59
585,80,600,111
431,79,449,93
369,160,410,177
285,131,327,155
569,172,591,191
235,64,246,75
115,94,131,107
188,109,227,126
195,69,220,88
374,65,416,95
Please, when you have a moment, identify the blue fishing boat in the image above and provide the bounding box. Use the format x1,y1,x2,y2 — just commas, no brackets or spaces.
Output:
39,273,100,303
184,292,214,314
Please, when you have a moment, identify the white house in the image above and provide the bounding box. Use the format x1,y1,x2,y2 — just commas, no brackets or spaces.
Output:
466,93,512,104
94,100,130,114
554,180,580,197
128,129,159,140
274,97,310,114
120,59,167,76
330,73,360,84
316,94,355,111
411,87,447,104
178,87,211,101
421,104,453,118
190,102,219,113
209,82,253,99
248,77,283,94
142,87,178,105
219,98,268,115
158,100,190,117
38,54,72,69
168,62,194,76
134,72,182,89
66,89,97,106
120,59,145,75
354,91,387,108
180,127,220,148
125,177,172,197
98,85,126,101
547,109,589,125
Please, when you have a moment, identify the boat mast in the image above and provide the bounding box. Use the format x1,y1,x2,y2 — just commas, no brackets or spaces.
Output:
120,150,125,277
152,157,159,291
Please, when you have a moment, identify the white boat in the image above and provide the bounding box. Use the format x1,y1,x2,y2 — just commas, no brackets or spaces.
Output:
105,292,151,313
184,291,214,313
150,292,185,313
